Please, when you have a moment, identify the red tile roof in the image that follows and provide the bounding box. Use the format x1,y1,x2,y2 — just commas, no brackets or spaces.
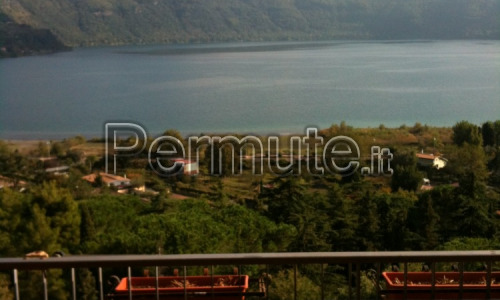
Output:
416,153,436,160
82,172,130,185
172,158,196,164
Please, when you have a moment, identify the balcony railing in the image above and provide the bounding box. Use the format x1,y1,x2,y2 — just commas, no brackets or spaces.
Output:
1,251,500,300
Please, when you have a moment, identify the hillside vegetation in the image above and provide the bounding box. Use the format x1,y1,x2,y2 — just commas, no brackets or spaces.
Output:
1,0,499,47
1,121,500,298
0,13,69,57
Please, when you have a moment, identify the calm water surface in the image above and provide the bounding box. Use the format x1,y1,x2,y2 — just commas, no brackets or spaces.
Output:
1,40,499,139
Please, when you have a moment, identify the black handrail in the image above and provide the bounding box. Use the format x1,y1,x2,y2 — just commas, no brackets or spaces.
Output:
2,251,500,300
2,251,500,270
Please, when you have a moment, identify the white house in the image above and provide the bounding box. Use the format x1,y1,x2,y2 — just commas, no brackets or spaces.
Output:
420,178,433,191
172,159,199,175
82,172,131,187
416,153,447,169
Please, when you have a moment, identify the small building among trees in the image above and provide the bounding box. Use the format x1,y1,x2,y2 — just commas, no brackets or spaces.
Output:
172,159,199,175
416,153,447,169
82,172,131,188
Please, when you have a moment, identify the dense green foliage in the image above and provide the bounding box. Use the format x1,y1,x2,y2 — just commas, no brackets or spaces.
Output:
79,195,296,254
0,13,68,57
1,120,500,298
1,0,499,47
452,120,483,147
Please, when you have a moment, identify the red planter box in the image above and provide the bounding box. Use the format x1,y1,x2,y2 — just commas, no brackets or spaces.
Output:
112,275,248,300
383,272,500,299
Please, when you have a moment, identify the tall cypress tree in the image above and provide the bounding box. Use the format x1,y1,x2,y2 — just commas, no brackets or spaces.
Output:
357,191,380,251
327,183,358,251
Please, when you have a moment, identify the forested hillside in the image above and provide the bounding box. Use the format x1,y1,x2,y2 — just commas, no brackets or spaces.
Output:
0,13,69,57
1,0,499,47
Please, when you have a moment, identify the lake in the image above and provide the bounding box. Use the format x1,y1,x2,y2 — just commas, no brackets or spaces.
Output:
1,40,499,139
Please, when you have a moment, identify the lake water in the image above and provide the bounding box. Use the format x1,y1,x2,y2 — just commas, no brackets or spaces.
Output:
1,40,499,139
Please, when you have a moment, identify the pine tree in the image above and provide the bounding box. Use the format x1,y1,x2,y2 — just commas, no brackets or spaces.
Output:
288,193,331,252
420,193,440,249
327,183,358,251
357,191,380,251
390,149,423,192
376,191,417,250
482,121,496,147
266,177,306,224
456,172,493,237
452,120,482,147
78,269,98,300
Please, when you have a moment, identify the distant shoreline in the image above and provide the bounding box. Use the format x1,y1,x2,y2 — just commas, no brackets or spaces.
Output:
0,125,437,142
0,122,457,142
1,122,460,159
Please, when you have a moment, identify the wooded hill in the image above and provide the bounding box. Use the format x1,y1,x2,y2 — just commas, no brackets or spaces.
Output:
0,13,69,57
1,0,499,47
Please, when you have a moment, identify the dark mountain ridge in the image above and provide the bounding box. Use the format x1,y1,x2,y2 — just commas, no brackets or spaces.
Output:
1,0,499,51
0,13,69,57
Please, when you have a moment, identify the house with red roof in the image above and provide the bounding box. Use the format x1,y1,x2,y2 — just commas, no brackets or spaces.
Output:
416,153,447,169
82,172,131,188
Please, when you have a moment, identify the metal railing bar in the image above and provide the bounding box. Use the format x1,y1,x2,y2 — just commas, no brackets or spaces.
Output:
183,265,187,300
155,266,159,300
356,263,361,300
348,263,352,300
431,261,436,300
403,262,408,300
71,268,76,300
266,264,270,300
98,267,103,300
459,261,464,300
238,265,243,299
127,266,132,300
320,263,325,300
376,263,381,300
4,251,500,270
293,264,297,300
486,260,492,299
43,270,48,300
3,252,500,300
211,265,214,300
13,269,19,300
